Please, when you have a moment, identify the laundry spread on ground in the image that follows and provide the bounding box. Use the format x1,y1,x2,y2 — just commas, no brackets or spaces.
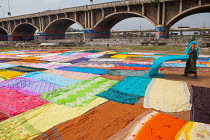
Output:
97,76,152,104
190,85,210,124
109,110,187,140
41,77,118,107
0,49,209,139
144,78,191,112
175,121,210,140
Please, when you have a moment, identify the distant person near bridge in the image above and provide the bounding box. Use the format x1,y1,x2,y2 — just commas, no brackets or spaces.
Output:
182,36,199,79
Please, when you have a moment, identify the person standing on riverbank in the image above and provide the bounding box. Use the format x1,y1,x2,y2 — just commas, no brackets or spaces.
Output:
182,36,199,79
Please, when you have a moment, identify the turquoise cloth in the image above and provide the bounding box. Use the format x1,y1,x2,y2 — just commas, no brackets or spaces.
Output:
66,67,107,75
184,41,199,57
97,76,152,104
148,55,189,77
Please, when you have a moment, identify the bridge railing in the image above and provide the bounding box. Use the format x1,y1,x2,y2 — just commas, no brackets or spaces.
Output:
0,0,151,22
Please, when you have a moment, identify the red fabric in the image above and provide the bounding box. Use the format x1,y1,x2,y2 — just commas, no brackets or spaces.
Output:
0,111,10,122
0,87,49,116
112,66,164,71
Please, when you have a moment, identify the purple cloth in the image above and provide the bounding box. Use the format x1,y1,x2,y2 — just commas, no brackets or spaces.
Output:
68,58,90,64
0,77,62,96
55,66,75,71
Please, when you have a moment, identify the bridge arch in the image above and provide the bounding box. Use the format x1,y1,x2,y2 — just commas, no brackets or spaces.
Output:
0,27,8,41
166,5,210,27
40,18,83,40
94,12,156,29
83,12,156,39
11,23,39,41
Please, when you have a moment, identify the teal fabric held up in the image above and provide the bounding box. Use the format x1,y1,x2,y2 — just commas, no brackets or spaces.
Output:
148,40,199,77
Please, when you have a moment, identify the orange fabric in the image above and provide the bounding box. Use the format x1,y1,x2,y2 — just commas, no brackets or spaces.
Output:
191,44,196,50
112,66,164,71
134,113,187,140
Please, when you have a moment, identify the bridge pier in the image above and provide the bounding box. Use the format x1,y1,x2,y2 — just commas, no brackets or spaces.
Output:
83,27,110,39
38,31,65,40
7,33,34,41
155,25,170,38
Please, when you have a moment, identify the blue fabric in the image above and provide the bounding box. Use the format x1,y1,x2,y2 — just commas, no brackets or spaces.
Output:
97,76,152,104
66,67,107,75
148,55,189,77
0,64,19,69
55,66,74,71
59,52,75,55
20,71,81,86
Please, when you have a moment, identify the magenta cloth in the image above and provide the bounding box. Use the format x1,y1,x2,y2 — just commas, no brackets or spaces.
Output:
0,87,49,116
0,77,62,96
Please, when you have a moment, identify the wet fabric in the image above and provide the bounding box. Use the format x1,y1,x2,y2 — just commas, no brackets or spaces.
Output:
111,54,141,59
63,67,108,75
0,99,107,139
148,55,189,77
44,69,98,80
6,66,47,72
190,85,210,124
20,71,81,86
0,76,7,81
41,77,118,107
55,66,74,71
0,77,62,96
17,59,45,63
97,76,152,104
176,121,210,140
108,69,149,76
144,78,191,112
0,111,10,122
109,111,186,140
0,87,49,116
112,65,160,71
33,101,148,140
0,58,20,62
73,63,115,68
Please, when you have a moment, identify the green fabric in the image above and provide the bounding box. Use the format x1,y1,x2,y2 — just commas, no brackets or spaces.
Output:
41,77,118,107
0,76,7,82
108,69,149,76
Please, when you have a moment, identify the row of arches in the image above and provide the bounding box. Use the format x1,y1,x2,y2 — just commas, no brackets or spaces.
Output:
0,5,209,41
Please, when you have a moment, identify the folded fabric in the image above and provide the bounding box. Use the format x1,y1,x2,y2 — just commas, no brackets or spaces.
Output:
44,69,98,80
0,87,49,116
190,85,210,124
6,66,47,72
0,77,62,96
109,111,187,140
62,67,108,75
144,78,191,112
176,121,210,140
20,71,81,86
42,77,118,107
33,101,148,140
0,98,107,139
97,76,152,104
0,111,10,122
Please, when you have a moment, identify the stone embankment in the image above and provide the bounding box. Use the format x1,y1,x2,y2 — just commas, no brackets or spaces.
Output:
85,38,210,48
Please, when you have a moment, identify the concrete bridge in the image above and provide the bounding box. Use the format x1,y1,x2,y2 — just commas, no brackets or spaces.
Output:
0,0,210,41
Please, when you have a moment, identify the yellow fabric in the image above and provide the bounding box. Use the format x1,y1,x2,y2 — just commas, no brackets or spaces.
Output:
176,121,210,140
0,71,26,79
0,98,107,139
105,51,118,54
20,57,41,60
144,78,191,112
111,54,142,59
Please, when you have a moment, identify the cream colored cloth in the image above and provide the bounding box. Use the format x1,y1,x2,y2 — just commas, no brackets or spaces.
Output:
0,98,107,139
176,121,210,140
144,78,191,112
